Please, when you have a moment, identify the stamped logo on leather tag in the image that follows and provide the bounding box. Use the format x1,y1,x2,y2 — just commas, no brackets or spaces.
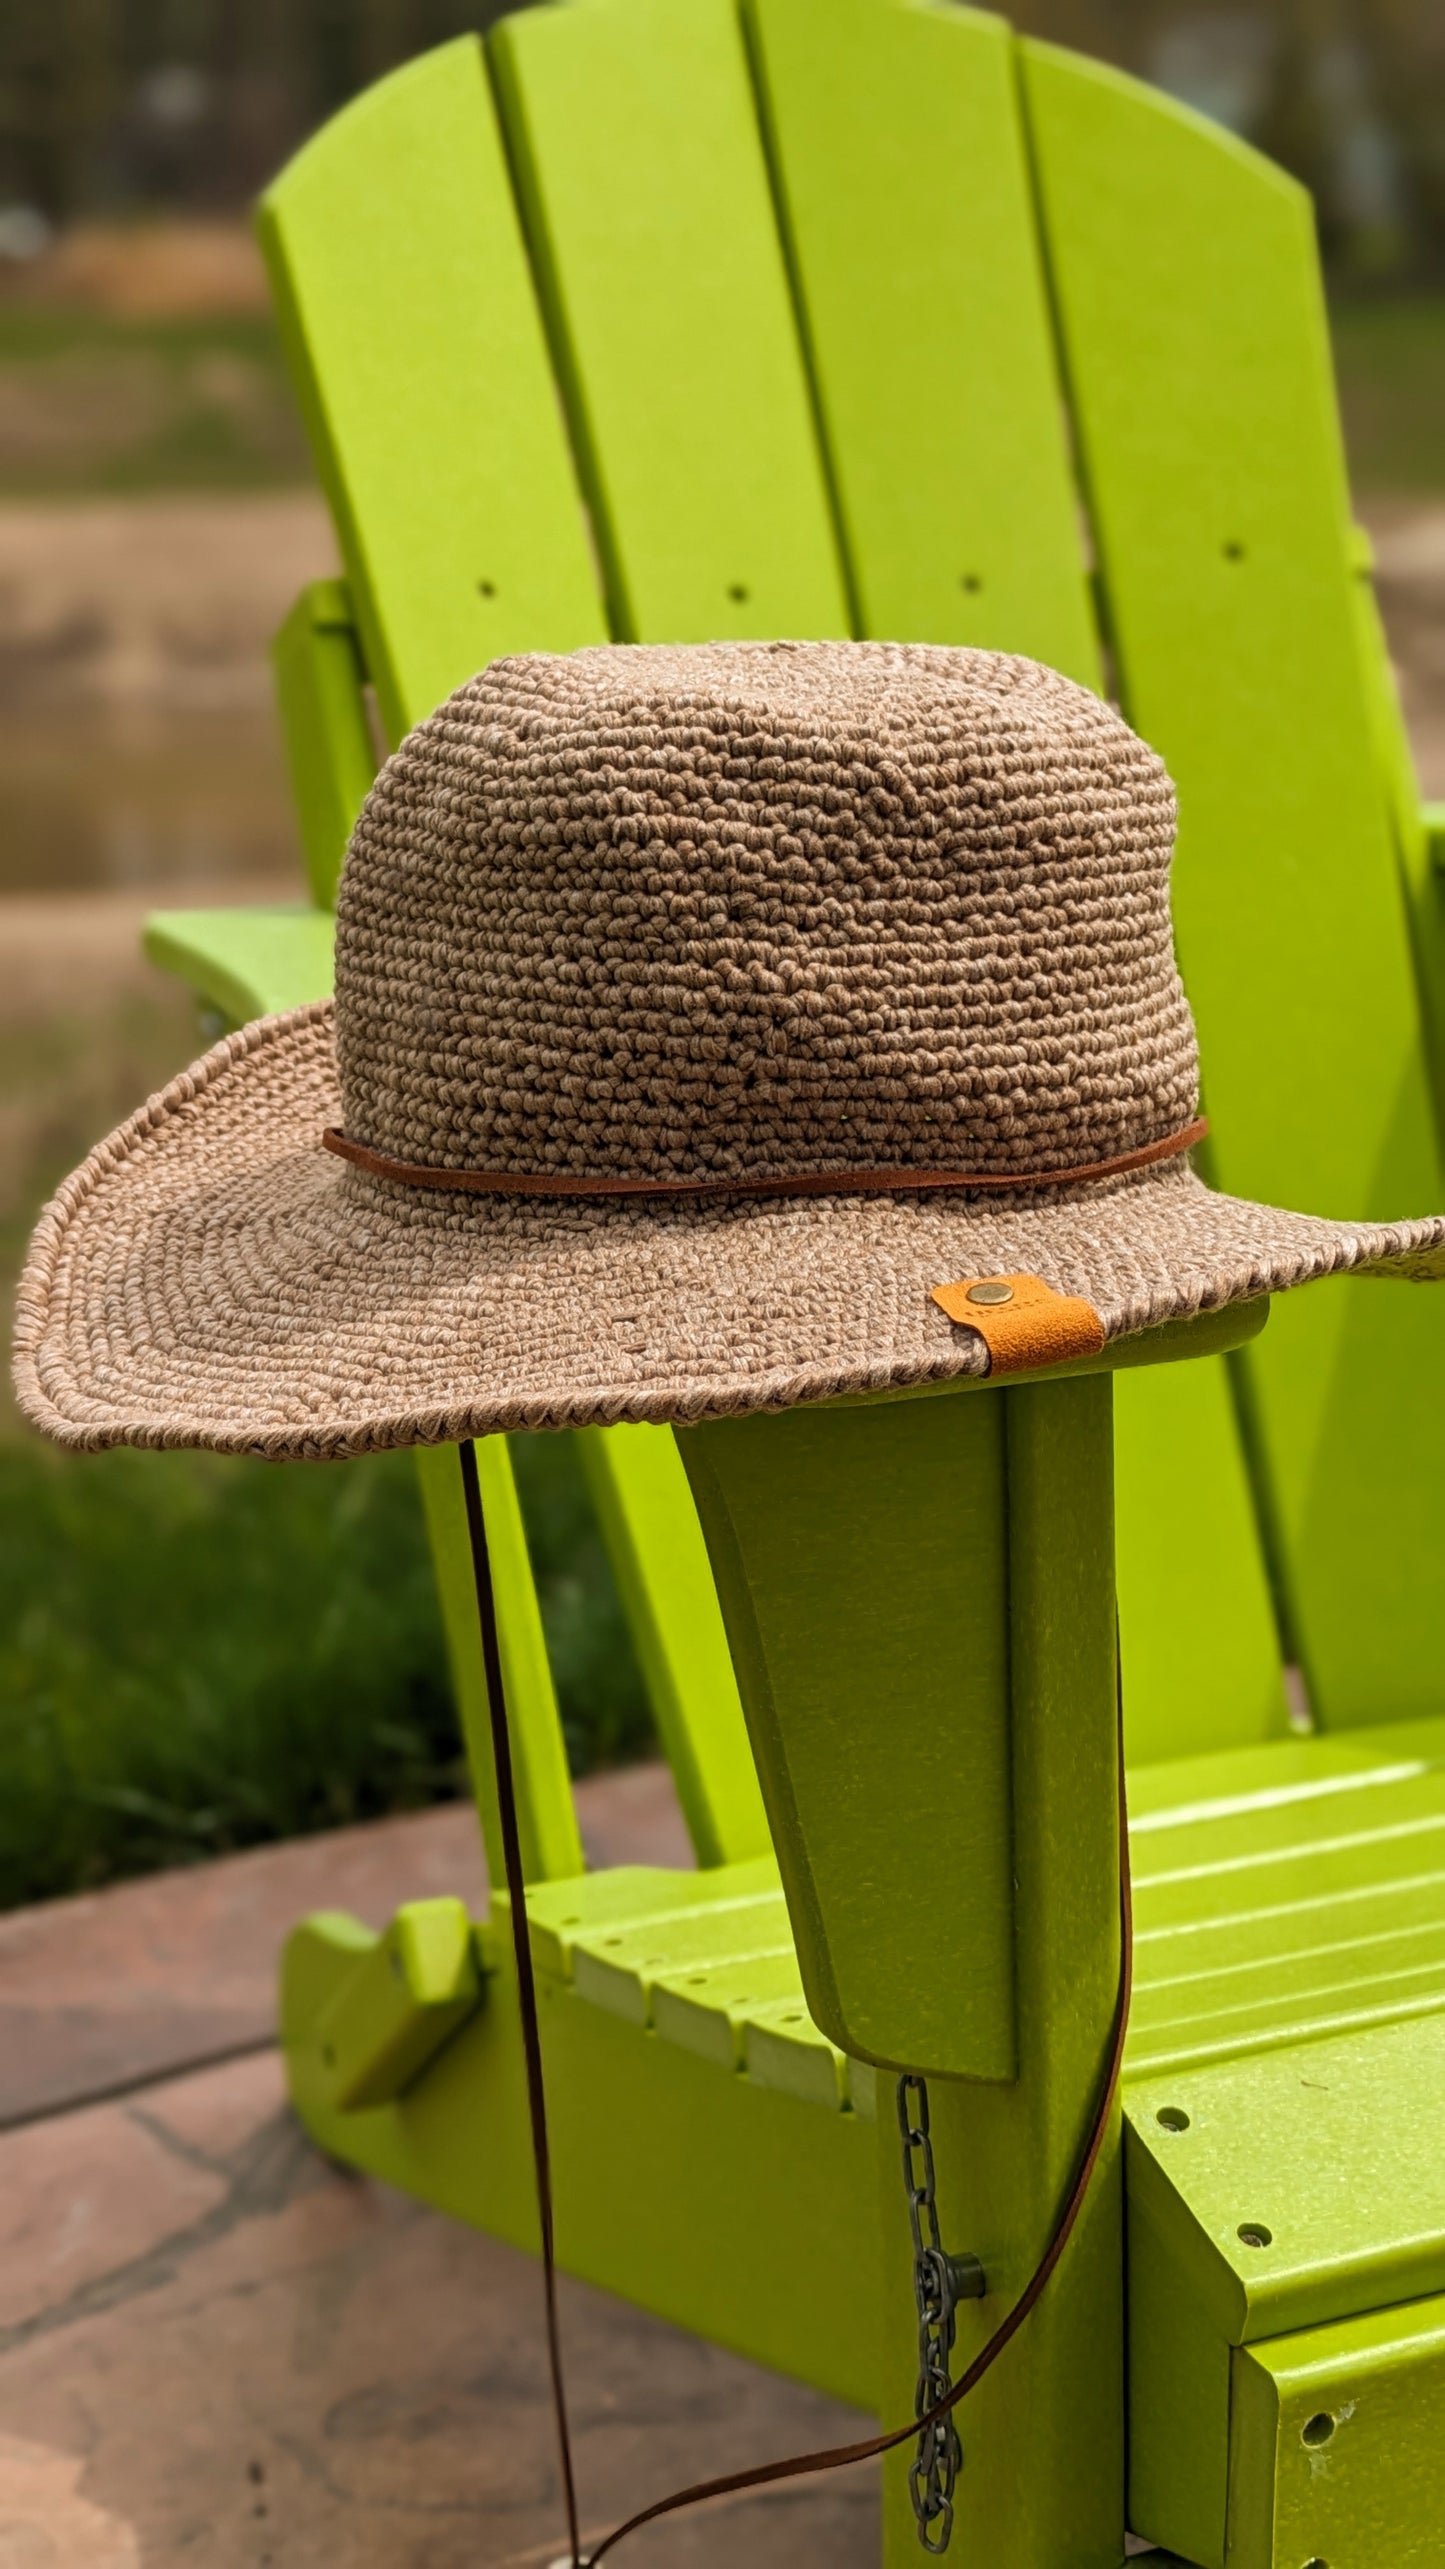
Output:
931,1272,1106,1374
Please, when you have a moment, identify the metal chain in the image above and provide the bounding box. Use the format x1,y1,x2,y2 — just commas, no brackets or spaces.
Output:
896,2073,985,2554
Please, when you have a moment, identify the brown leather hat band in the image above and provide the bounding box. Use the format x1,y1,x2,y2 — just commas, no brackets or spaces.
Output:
320,1116,1208,1199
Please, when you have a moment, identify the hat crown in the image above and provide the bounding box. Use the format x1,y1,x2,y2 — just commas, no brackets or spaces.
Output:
334,642,1198,1188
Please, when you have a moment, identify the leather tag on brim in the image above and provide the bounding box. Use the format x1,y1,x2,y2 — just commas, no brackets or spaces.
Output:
931,1273,1107,1374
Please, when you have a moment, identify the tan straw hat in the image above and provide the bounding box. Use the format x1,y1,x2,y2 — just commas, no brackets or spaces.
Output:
14,642,1445,1460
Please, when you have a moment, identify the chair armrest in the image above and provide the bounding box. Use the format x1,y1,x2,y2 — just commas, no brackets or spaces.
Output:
144,905,335,1027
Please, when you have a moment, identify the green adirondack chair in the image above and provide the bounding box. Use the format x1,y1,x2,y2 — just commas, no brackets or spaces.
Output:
145,4,1445,2562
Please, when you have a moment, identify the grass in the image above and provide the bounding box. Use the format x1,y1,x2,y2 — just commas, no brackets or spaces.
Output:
0,1439,459,1905
0,1428,654,1911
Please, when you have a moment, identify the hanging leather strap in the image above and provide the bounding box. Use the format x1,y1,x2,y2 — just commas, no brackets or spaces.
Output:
462,1438,1133,2569
459,1440,583,2567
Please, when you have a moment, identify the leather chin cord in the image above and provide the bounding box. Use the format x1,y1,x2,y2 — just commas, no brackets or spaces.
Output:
461,1437,1134,2568
460,1440,582,2568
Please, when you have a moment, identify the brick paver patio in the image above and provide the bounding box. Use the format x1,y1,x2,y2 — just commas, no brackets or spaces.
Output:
1,1766,877,2566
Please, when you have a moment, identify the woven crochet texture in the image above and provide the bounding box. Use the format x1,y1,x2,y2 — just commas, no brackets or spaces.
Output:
14,642,1445,1459
337,641,1194,1183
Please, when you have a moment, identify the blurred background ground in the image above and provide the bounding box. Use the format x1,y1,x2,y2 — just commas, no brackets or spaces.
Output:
2,0,1445,1910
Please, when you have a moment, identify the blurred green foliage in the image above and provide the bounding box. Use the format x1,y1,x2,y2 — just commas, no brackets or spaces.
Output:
0,1439,459,1904
0,1428,652,1909
0,0,528,227
2,1,1443,278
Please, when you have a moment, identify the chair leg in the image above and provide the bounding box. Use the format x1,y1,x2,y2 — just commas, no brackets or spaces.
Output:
681,1374,1129,2566
877,2072,1125,2567
412,1437,583,1885
875,1379,1129,2569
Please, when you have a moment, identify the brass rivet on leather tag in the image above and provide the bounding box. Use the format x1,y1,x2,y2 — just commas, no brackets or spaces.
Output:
930,1271,1107,1375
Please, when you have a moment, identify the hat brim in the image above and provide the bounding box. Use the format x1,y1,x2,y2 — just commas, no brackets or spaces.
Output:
14,1005,1445,1461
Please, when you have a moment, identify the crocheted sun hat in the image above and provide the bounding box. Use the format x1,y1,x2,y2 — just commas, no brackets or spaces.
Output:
14,641,1445,1460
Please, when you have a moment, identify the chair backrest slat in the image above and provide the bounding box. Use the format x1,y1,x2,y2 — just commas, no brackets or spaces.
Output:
262,38,607,1882
747,0,1290,1760
1113,1359,1289,1760
746,0,1098,685
487,0,850,642
264,16,819,1871
1022,40,1445,1729
483,0,855,1858
578,1426,773,1866
259,36,608,744
271,581,376,909
265,0,1442,1792
416,1441,585,1887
